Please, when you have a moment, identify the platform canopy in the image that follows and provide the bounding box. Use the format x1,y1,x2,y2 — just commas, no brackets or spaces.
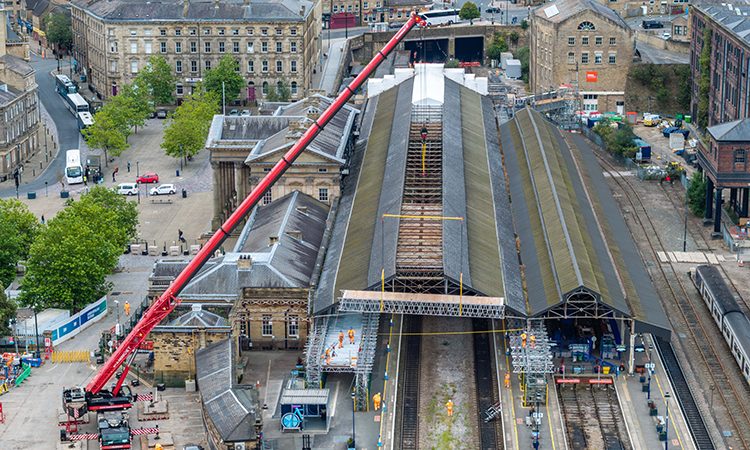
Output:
337,290,505,318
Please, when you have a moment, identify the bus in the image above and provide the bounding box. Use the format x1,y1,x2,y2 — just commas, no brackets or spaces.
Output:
419,9,461,26
77,111,94,134
54,74,77,96
64,93,89,115
65,149,84,185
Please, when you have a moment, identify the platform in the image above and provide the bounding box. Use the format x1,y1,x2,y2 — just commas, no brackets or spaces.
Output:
338,289,505,318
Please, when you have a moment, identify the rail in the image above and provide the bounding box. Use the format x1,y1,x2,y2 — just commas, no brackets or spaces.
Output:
397,315,422,449
472,318,503,449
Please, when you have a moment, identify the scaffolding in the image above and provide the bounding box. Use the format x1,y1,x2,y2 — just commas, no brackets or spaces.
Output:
338,290,505,319
304,315,329,388
509,320,554,406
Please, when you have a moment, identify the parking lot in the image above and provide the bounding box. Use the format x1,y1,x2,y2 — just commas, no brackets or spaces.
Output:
632,120,698,178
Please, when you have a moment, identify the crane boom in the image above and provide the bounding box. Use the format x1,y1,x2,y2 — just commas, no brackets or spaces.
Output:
85,13,423,395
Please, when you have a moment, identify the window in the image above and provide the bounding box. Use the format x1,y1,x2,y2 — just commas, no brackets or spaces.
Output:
109,41,118,53
247,27,254,35
318,188,329,202
736,149,747,164
318,167,328,173
275,28,282,35
204,42,211,53
160,42,167,53
218,28,225,36
276,60,283,72
175,28,182,36
595,36,602,45
288,315,299,337
578,21,596,31
290,41,297,53
582,36,589,45
581,52,589,64
261,28,268,36
568,37,575,46
190,41,197,53
130,61,138,73
290,28,297,36
262,315,273,336
609,37,616,45
262,189,272,204
175,42,182,53
129,29,137,36
248,42,255,53
176,60,182,72
189,28,197,36
191,60,198,72
205,60,211,71
233,42,240,53
594,52,602,64
276,41,282,52
144,29,152,36
291,60,297,72
248,60,254,72
262,81,269,95
219,42,225,53
130,42,137,53
262,60,268,72
232,28,239,35
333,4,338,11
567,52,575,64
608,53,616,64
145,42,152,54
291,81,297,95
110,61,118,72
176,84,184,95
203,27,210,35
262,41,268,53
160,29,167,36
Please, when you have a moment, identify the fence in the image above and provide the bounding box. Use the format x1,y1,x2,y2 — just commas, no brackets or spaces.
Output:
49,296,107,346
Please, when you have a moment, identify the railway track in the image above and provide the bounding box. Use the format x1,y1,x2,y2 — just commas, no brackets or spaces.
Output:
557,383,632,450
587,141,750,449
397,315,422,450
472,318,503,450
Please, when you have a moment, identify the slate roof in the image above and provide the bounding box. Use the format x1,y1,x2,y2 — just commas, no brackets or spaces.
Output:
168,305,229,327
533,0,628,28
501,108,669,337
196,339,259,443
313,74,522,314
0,55,34,78
698,4,750,46
26,0,51,17
70,0,314,22
0,85,22,106
708,118,750,142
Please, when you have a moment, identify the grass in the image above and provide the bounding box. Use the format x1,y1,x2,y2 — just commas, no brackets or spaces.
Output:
423,382,475,450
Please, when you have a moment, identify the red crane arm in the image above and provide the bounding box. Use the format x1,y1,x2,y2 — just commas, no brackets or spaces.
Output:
86,13,423,395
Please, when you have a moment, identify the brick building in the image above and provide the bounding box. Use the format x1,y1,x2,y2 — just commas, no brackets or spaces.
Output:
530,0,634,113
322,0,430,28
689,4,750,128
697,119,750,234
70,0,322,103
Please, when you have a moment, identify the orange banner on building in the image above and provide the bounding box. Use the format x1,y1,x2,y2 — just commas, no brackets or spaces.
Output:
586,71,598,82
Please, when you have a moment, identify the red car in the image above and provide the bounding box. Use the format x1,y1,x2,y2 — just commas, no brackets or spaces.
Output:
136,172,159,184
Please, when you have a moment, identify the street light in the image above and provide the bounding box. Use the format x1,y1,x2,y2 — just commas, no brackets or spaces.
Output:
683,186,689,252
351,390,356,449
114,300,121,338
664,391,671,450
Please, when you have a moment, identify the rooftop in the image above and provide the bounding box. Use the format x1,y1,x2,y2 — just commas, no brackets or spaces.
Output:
168,304,229,327
696,3,750,46
533,0,629,28
707,118,750,142
70,0,314,22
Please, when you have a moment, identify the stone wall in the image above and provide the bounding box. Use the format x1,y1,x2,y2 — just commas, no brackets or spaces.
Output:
635,31,690,54
231,287,309,352
152,328,230,387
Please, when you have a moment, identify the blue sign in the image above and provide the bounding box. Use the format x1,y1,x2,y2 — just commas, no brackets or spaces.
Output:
281,412,302,429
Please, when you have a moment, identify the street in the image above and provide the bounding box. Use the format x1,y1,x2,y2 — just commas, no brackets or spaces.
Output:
637,40,690,64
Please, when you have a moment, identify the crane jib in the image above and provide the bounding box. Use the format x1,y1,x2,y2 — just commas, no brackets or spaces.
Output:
84,12,423,396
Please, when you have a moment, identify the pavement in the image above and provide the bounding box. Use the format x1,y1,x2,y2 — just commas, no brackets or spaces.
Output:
637,41,690,65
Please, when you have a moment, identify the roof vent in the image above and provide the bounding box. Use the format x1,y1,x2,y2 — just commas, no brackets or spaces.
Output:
237,254,252,270
286,230,302,241
296,206,308,214
269,236,279,246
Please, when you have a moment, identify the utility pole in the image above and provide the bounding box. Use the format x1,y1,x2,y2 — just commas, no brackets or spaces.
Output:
683,186,689,251
222,81,226,116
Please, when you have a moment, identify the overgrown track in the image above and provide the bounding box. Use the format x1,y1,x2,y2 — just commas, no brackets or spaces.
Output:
397,315,422,450
558,383,632,450
587,141,747,449
473,318,503,450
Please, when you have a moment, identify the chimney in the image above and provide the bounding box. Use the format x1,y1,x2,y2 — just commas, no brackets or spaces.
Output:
286,120,306,143
286,230,302,241
237,254,253,270
269,236,279,246
299,5,306,16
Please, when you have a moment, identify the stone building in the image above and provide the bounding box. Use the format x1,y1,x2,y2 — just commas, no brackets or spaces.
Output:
689,4,750,128
69,0,322,102
322,0,430,28
0,7,40,182
205,94,358,228
151,305,230,386
530,0,633,113
697,119,750,235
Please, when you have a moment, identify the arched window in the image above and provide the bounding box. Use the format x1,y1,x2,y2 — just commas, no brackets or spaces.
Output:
578,21,596,31
291,81,298,95
262,81,269,95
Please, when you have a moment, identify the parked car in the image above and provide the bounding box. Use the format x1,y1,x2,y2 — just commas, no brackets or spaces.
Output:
662,32,671,40
485,6,502,13
240,109,251,116
156,109,168,119
116,183,138,196
229,109,239,116
150,184,176,196
642,20,664,29
183,445,204,450
137,172,159,184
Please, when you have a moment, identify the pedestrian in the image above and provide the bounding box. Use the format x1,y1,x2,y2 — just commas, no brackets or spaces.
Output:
446,399,454,417
112,167,119,182
124,301,131,316
504,372,511,389
338,331,344,349
521,332,527,348
127,161,131,173
373,392,382,411
83,174,87,186
40,215,45,224
325,348,331,365
348,328,355,345
178,229,186,244
530,334,536,349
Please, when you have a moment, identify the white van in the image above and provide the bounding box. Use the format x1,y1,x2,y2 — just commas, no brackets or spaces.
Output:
116,183,138,196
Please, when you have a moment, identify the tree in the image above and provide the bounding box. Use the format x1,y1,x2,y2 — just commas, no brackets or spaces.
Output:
137,56,177,106
687,172,708,217
83,109,129,164
459,2,480,22
118,82,153,134
0,289,15,336
593,122,637,158
267,81,291,102
45,13,72,51
697,28,712,129
521,19,529,30
78,186,139,245
0,200,39,288
162,89,218,163
487,34,509,62
516,46,530,83
203,56,244,104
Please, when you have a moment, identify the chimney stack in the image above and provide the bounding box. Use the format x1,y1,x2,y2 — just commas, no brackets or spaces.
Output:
237,254,253,270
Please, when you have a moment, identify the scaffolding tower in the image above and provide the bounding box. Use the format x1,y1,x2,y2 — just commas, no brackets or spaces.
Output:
509,320,554,406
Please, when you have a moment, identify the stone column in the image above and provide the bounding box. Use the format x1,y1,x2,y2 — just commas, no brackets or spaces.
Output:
211,161,222,229
704,177,714,221
714,188,722,234
743,187,750,218
234,163,247,200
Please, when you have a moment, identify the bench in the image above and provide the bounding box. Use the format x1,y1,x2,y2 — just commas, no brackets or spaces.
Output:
149,198,174,204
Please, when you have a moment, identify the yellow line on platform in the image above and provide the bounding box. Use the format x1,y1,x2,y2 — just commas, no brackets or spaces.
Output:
546,384,557,450
502,319,520,450
654,373,685,449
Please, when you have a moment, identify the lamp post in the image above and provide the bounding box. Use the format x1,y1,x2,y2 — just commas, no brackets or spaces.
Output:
683,185,689,252
114,300,121,338
136,161,140,204
351,390,356,449
33,308,40,358
45,181,48,197
664,391,670,450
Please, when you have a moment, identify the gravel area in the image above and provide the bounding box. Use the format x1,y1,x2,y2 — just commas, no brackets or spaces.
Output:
417,317,479,450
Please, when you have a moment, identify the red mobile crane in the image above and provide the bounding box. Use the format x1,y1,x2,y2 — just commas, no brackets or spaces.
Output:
62,12,424,417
